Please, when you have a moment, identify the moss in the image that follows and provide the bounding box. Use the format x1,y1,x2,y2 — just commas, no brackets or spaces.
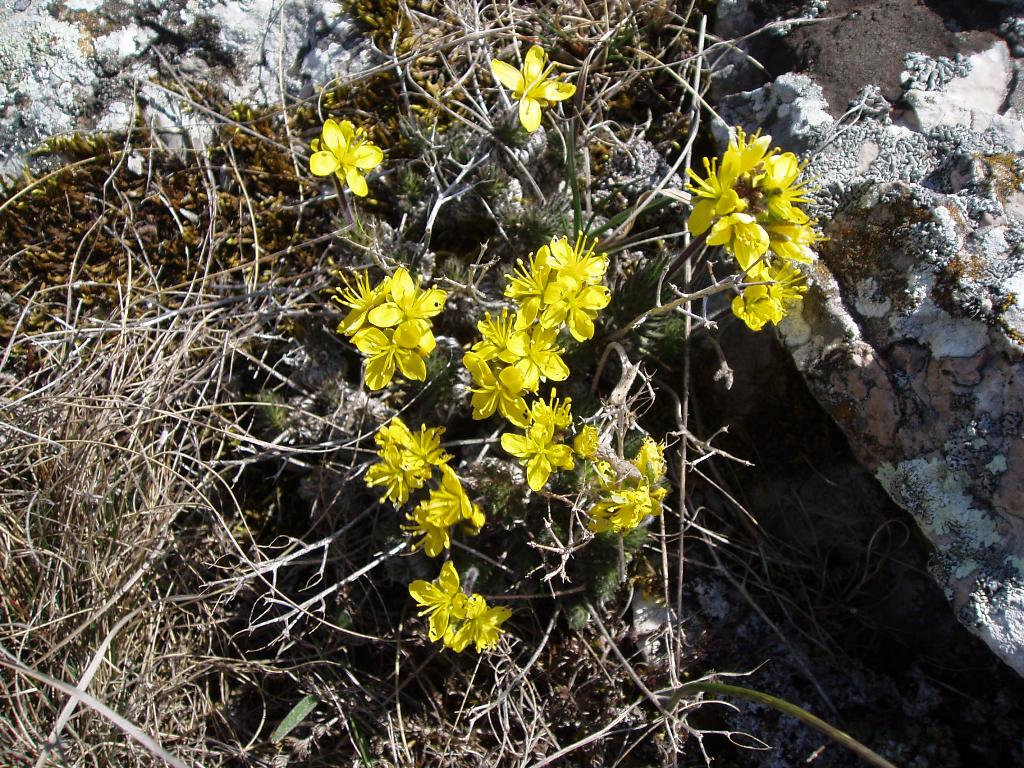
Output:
0,91,335,341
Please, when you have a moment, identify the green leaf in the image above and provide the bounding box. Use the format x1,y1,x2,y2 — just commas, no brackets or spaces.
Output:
270,695,319,743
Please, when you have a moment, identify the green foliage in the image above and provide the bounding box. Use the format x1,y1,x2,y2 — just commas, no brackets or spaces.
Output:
270,695,319,743
507,199,571,251
254,391,288,435
463,459,526,525
602,254,669,332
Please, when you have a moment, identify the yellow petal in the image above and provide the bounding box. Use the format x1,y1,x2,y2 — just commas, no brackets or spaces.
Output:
396,349,426,381
577,285,611,311
365,354,395,390
321,119,342,151
463,352,492,384
535,79,575,102
567,308,594,341
353,143,383,170
523,45,547,84
490,59,524,94
428,609,450,642
687,199,715,236
368,303,404,328
519,97,542,132
500,431,530,458
408,580,440,606
390,268,414,304
439,561,460,594
417,288,447,317
309,150,340,177
351,326,389,354
338,119,356,146
526,455,552,491
502,396,530,428
346,168,368,197
394,320,425,348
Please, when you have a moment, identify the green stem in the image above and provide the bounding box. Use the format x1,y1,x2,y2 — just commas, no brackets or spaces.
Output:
588,195,674,238
564,121,583,237
663,681,899,768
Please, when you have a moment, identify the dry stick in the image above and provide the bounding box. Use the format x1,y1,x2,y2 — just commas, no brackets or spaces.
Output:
526,699,644,768
0,650,188,768
585,602,670,719
603,257,727,344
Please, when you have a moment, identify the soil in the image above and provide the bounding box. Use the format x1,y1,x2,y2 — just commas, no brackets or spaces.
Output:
741,0,1006,114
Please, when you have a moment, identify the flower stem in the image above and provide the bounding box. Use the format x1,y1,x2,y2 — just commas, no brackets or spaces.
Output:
661,681,898,768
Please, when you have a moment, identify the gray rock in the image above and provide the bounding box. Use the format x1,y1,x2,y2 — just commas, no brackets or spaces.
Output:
0,0,377,182
719,41,1024,676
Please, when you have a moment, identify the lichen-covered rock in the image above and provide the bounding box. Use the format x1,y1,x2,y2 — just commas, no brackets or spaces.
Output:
718,40,1024,675
0,0,376,180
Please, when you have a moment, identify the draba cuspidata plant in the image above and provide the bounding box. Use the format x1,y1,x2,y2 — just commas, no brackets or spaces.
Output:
307,42,821,655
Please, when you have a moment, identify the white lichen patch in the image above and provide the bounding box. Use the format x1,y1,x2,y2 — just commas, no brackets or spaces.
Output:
907,297,990,357
854,277,892,318
876,457,1002,548
0,2,95,158
968,581,1024,674
987,455,1009,474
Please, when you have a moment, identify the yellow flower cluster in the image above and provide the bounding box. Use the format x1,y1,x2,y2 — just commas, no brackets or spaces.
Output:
309,118,383,197
462,234,610,491
582,436,669,534
686,128,816,331
332,268,447,390
409,562,512,652
364,416,483,557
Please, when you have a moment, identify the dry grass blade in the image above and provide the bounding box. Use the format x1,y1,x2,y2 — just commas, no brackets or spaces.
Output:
0,651,188,768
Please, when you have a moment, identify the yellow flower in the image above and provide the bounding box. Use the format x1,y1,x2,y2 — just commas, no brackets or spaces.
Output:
403,505,452,557
463,352,530,427
730,260,807,331
706,212,770,273
309,118,384,197
414,465,485,530
539,281,611,341
472,308,528,365
572,425,599,459
685,127,819,285
376,416,451,469
632,437,667,484
544,234,608,293
757,152,813,224
351,324,434,390
725,127,773,177
764,220,820,265
508,324,569,390
367,268,447,338
490,45,576,132
529,389,573,431
366,443,432,506
447,594,513,653
686,157,744,236
505,246,553,329
588,482,664,534
336,269,445,389
332,271,390,336
409,562,468,644
501,420,574,492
